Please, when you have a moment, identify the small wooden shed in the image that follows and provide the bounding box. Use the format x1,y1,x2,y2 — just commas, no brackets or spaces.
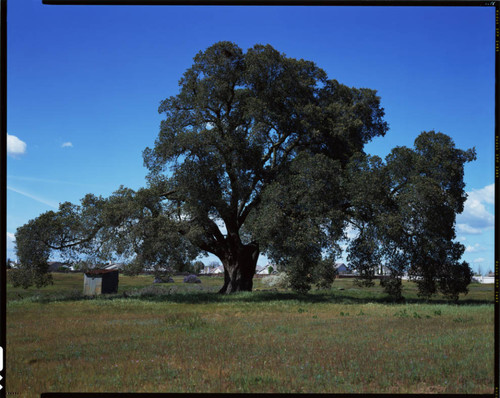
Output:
83,269,119,296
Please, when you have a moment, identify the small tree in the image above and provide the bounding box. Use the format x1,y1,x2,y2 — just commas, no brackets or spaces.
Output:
192,260,205,274
313,258,337,289
11,215,54,288
285,256,316,294
345,132,476,301
380,277,403,302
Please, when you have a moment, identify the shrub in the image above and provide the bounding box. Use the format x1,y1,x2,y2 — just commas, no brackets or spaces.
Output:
262,273,289,289
380,276,403,301
8,267,53,289
284,257,316,294
312,258,337,289
183,274,201,283
437,261,473,302
191,260,205,275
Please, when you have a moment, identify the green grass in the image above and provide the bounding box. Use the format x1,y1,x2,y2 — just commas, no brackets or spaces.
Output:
6,273,495,396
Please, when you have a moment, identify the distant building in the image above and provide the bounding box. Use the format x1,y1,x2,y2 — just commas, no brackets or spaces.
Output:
200,264,224,274
200,264,216,274
472,275,495,284
213,265,224,274
47,261,70,272
200,262,224,275
335,263,350,274
83,269,119,296
199,267,209,274
377,265,392,275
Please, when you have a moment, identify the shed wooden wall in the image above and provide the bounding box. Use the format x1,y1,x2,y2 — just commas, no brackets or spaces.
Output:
83,274,102,296
83,271,119,295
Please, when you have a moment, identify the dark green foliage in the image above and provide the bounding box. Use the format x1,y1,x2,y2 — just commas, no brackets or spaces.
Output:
12,215,55,288
191,261,205,275
436,258,473,302
348,233,379,288
246,152,347,293
14,187,198,288
345,131,476,301
143,42,387,293
380,277,403,302
312,258,337,289
8,267,53,289
284,256,316,294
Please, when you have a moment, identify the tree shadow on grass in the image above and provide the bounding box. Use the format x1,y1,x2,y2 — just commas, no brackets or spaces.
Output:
85,290,495,306
17,285,493,306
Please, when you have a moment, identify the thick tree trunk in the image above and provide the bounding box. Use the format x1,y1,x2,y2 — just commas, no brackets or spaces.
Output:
218,242,259,294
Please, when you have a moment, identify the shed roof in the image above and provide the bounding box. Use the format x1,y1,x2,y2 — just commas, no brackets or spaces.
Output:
84,269,119,276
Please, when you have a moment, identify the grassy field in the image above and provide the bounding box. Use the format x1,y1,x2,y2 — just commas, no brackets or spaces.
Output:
5,272,496,396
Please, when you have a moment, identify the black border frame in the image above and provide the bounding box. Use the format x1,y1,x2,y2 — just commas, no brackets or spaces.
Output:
1,2,498,398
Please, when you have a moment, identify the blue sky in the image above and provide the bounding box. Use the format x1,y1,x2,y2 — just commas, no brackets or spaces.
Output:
6,3,495,274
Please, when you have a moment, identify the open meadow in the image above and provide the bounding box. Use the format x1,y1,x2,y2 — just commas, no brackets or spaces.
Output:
6,273,495,396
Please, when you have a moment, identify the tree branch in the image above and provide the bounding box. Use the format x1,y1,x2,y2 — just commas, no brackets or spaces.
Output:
160,189,178,198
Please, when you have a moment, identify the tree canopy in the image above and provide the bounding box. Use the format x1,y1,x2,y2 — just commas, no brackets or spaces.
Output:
345,131,476,300
12,42,475,300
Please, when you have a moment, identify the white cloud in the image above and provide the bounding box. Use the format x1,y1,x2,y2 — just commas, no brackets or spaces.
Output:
473,257,485,264
7,134,27,156
456,183,494,235
456,224,482,235
61,142,73,148
7,232,15,247
6,232,16,260
473,184,494,205
465,243,483,253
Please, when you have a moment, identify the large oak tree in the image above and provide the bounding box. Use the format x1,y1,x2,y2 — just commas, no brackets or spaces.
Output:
13,42,474,299
141,41,387,293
